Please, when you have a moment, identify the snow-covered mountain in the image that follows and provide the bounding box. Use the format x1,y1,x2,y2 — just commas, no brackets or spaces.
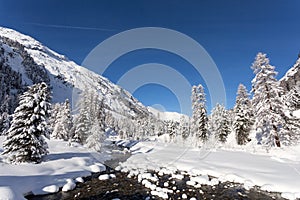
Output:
148,106,189,122
0,27,149,118
280,56,300,91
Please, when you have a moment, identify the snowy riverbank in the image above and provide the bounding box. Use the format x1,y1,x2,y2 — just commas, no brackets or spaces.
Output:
1,134,300,200
119,137,300,200
0,136,109,200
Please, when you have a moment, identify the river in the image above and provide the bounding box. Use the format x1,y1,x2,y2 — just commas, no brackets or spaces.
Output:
26,143,284,200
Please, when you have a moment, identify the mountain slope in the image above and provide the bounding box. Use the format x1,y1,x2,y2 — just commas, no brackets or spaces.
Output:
280,56,300,91
0,27,149,118
147,106,189,122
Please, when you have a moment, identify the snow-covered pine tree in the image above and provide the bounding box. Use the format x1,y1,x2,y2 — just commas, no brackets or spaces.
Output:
283,84,300,110
85,95,106,150
74,89,106,147
105,111,114,130
191,84,208,143
0,96,11,135
167,120,177,142
233,84,253,145
85,123,104,151
118,120,127,139
51,99,73,141
148,117,156,137
251,52,289,147
2,82,51,163
49,103,60,134
157,120,165,137
0,112,10,135
180,115,190,140
73,91,91,144
210,104,230,143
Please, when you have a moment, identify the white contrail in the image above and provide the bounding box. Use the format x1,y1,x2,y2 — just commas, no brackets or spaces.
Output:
27,22,116,32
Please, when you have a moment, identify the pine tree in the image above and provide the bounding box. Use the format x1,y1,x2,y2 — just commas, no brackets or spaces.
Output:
51,99,73,140
85,98,106,150
233,84,253,145
180,115,190,140
0,112,10,135
284,85,300,110
166,120,177,142
191,84,209,143
74,89,106,148
251,52,289,147
157,120,165,137
49,103,60,134
73,93,91,144
85,123,105,151
2,82,51,163
210,104,230,143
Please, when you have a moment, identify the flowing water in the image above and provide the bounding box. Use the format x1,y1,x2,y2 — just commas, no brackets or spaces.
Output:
26,144,285,200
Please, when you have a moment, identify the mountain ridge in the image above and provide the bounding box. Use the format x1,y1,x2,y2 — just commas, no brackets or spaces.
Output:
0,26,149,118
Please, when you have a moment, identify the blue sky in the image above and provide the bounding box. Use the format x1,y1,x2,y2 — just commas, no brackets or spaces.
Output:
0,0,299,114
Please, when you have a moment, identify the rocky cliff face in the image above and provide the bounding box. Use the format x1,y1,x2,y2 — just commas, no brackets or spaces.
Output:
280,56,300,92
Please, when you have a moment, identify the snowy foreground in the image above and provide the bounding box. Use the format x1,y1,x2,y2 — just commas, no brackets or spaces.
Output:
119,137,300,200
0,136,109,200
1,135,300,200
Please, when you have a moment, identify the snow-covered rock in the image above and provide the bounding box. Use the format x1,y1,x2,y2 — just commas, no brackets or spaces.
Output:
62,179,76,192
42,185,59,193
75,177,84,183
182,193,188,199
98,174,110,180
89,163,106,173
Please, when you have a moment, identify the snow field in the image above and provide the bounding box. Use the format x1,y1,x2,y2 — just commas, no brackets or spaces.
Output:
0,137,108,199
119,140,300,200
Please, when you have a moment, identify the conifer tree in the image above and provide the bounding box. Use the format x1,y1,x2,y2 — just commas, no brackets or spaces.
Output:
85,98,106,150
284,85,300,110
51,99,73,140
251,53,289,147
233,84,253,145
180,115,190,140
210,104,230,143
191,84,208,143
2,82,51,163
73,91,91,144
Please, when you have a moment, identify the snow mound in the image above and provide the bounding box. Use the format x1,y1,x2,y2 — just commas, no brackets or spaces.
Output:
190,174,209,185
62,179,76,192
0,187,17,200
89,163,106,173
293,110,300,118
75,177,84,183
243,180,255,190
98,173,116,180
42,185,59,193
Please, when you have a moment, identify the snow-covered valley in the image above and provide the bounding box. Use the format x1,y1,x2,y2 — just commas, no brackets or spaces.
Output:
1,134,300,200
